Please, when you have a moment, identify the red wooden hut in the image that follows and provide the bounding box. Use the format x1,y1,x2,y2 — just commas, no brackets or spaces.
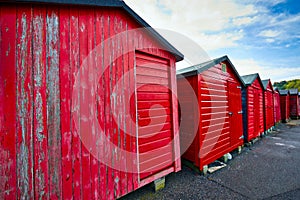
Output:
177,56,245,172
279,90,290,122
0,1,183,199
241,73,264,142
289,89,299,119
273,89,281,124
262,79,275,132
299,92,300,117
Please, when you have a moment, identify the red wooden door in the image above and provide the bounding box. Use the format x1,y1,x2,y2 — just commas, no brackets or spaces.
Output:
228,82,243,146
254,89,260,137
135,52,174,180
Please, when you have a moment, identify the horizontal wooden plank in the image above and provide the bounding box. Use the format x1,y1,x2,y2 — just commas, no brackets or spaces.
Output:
137,100,171,110
201,116,229,125
136,54,169,66
139,137,171,153
201,101,228,107
136,63,168,71
201,131,230,144
137,84,170,93
139,122,172,136
201,112,228,121
199,73,230,83
200,88,227,96
136,66,168,78
201,122,230,134
200,137,230,154
139,144,172,164
201,107,228,113
137,93,170,101
201,94,227,102
138,130,171,144
139,158,173,180
201,125,230,136
138,108,171,118
138,115,171,126
201,82,227,91
136,75,169,85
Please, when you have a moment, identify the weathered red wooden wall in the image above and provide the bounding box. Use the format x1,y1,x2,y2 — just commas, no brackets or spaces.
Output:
263,81,274,131
289,94,299,118
177,75,199,164
178,59,244,171
0,5,17,199
273,91,281,123
280,95,290,122
0,3,180,199
298,94,300,117
245,78,264,141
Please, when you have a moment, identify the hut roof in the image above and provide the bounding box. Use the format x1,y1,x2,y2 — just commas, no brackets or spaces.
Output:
6,0,184,61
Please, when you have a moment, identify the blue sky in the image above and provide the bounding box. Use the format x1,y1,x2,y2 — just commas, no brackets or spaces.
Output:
125,0,300,82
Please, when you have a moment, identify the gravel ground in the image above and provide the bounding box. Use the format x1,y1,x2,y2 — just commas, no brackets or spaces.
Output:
121,120,300,200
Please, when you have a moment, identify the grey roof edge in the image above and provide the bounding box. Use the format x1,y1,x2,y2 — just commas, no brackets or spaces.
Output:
241,73,264,89
289,88,299,95
2,0,184,62
176,55,245,87
121,2,184,62
278,89,289,96
0,0,124,6
262,79,274,91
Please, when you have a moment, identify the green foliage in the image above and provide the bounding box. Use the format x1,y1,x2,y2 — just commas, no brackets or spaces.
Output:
273,79,300,90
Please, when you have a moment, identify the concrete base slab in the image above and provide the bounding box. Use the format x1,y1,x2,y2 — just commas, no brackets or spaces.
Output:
208,161,227,174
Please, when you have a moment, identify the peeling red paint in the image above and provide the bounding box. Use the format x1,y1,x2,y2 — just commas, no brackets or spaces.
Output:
0,3,180,199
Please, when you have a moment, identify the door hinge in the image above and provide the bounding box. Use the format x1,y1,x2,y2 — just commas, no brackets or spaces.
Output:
238,111,243,114
237,86,242,89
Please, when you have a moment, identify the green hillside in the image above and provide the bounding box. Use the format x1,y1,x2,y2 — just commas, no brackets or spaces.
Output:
273,79,300,91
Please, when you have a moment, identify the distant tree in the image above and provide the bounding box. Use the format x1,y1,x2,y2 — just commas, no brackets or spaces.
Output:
273,79,300,91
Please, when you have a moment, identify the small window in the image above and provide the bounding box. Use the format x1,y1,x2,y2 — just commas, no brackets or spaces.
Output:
221,63,227,73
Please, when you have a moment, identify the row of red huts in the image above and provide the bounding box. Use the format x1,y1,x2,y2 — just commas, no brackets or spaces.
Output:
1,1,300,199
177,58,300,172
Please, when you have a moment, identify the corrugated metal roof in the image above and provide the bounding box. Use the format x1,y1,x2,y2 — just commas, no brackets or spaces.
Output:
176,55,245,87
289,89,299,95
241,73,265,89
241,73,258,85
262,79,269,90
4,0,184,62
262,79,274,91
279,90,289,95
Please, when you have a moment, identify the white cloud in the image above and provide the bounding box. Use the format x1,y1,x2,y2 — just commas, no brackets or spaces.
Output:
232,16,257,26
124,0,257,51
268,14,300,27
265,38,275,43
233,58,264,76
232,58,300,82
194,30,244,51
252,0,286,6
125,0,258,29
259,30,282,37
